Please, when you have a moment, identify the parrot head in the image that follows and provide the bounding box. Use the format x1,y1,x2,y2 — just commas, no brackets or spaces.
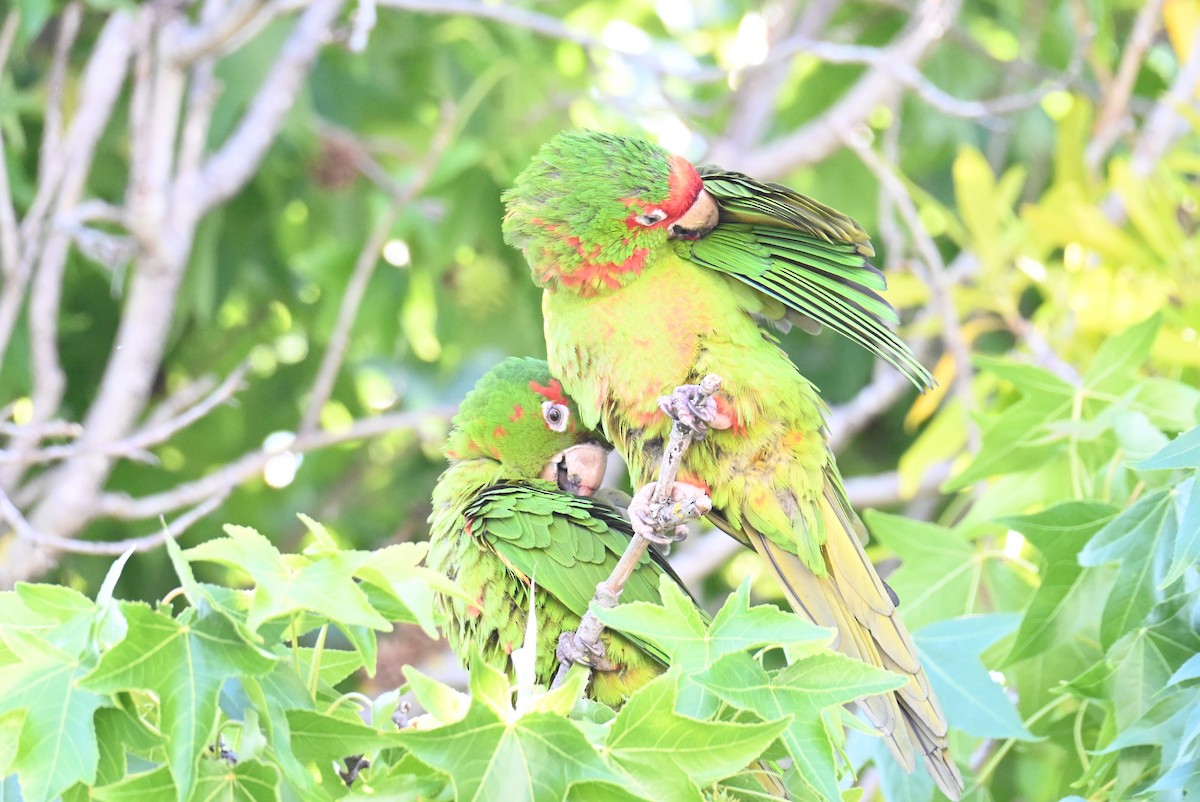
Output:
444,357,609,496
502,131,718,295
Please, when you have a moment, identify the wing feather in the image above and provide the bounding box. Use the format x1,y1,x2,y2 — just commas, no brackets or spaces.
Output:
465,482,696,666
682,166,934,389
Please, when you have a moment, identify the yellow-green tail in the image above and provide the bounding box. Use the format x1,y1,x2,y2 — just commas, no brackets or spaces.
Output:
746,484,965,800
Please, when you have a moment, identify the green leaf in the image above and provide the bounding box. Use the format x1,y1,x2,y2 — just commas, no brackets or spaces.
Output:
999,501,1118,664
192,759,281,802
1162,476,1200,588
1138,424,1200,470
354,542,467,638
1078,489,1176,647
1084,313,1160,395
285,709,404,760
397,665,633,802
913,615,1035,739
863,512,978,629
185,525,392,634
81,604,277,801
947,357,1074,490
696,651,904,802
595,576,830,672
1108,596,1200,730
92,765,176,801
0,628,109,802
402,665,470,724
605,672,789,802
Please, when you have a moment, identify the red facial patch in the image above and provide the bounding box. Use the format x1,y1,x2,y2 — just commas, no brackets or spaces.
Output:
508,404,524,422
620,155,704,231
493,425,507,439
530,378,569,406
663,155,704,219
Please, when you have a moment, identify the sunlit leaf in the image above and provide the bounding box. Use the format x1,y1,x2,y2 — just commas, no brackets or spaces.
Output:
913,614,1034,740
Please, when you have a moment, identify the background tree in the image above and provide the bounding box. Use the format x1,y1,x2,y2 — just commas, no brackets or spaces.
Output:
1,0,1198,799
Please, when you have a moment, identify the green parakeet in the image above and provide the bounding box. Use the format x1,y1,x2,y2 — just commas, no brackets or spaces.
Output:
426,357,683,706
502,132,963,799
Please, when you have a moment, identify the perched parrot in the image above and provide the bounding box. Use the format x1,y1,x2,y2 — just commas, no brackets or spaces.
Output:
502,131,964,799
426,356,684,706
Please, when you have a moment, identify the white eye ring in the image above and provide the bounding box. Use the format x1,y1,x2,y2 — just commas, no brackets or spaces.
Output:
542,401,570,432
634,209,668,227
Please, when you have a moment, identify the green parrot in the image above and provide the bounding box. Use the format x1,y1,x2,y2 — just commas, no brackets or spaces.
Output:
426,356,684,706
502,131,964,799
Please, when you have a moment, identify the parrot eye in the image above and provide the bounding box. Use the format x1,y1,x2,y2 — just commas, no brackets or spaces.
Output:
542,401,570,432
634,209,668,227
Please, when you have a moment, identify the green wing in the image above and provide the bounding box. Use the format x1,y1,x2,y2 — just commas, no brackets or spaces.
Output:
679,166,934,389
464,481,695,666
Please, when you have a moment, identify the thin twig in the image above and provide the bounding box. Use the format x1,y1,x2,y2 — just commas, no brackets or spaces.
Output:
195,0,347,215
300,113,457,435
0,363,251,466
39,2,84,186
0,483,228,556
98,407,456,520
734,0,962,178
172,0,265,64
843,131,980,451
551,376,720,690
0,12,137,487
1086,0,1165,169
0,11,23,283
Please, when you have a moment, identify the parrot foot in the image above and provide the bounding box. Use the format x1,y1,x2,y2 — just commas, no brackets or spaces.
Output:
556,631,617,672
627,481,711,545
658,384,732,440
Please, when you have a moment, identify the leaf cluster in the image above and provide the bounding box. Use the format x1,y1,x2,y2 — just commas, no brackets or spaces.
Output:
1,517,916,801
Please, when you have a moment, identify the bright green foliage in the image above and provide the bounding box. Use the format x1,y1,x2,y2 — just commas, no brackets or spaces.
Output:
883,315,1200,802
1,516,919,801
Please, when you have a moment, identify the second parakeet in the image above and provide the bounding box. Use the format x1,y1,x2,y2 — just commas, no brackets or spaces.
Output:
426,357,682,706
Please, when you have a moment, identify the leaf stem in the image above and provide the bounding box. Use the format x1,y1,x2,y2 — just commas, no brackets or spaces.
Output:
308,623,329,697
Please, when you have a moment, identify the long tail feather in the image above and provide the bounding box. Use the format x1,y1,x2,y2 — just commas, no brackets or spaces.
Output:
743,491,965,800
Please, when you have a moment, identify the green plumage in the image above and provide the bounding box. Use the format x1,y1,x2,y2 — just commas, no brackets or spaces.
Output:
502,133,964,798
427,358,682,705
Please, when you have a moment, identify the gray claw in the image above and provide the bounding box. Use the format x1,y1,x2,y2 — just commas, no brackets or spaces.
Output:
556,631,617,672
658,385,717,441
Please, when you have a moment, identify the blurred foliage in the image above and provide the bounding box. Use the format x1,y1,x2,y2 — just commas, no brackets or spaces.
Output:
2,0,1200,798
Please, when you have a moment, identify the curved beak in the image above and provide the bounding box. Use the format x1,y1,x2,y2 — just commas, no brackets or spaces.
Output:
539,442,608,497
668,188,719,240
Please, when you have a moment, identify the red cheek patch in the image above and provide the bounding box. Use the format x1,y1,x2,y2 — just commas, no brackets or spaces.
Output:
508,404,524,422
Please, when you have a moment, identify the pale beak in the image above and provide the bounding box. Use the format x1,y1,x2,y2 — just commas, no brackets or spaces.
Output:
539,442,608,497
668,188,719,240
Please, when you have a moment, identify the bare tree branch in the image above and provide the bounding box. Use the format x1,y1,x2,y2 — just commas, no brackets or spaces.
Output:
1086,0,1165,169
172,0,263,63
194,0,346,215
552,376,719,689
1128,26,1200,178
300,113,456,435
0,11,137,489
843,130,980,451
98,407,455,521
379,0,597,50
39,2,84,186
732,0,962,178
0,10,20,285
0,484,228,556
